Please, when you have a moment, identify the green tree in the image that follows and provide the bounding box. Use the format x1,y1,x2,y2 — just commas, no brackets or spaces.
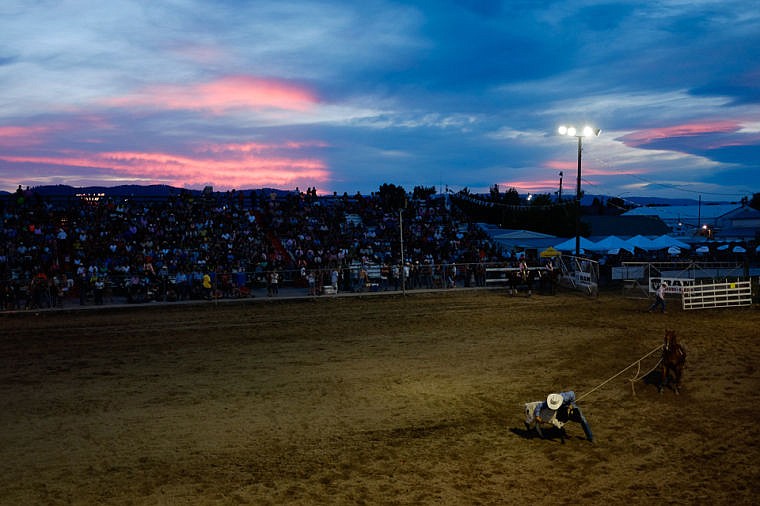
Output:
503,188,521,205
749,193,760,211
377,183,407,210
529,193,553,206
412,185,436,200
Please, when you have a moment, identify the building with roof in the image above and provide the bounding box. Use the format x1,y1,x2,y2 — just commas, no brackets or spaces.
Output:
583,215,670,239
622,203,760,242
713,206,760,241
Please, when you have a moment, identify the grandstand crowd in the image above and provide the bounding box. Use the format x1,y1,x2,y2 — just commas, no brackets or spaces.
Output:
1,185,510,310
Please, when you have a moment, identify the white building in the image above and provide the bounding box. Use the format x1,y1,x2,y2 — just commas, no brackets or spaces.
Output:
622,204,760,242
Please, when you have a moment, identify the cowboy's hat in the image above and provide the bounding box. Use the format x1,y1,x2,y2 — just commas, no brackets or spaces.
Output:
547,393,563,410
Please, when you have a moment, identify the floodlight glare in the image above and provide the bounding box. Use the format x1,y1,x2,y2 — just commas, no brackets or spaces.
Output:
584,126,601,137
558,125,567,135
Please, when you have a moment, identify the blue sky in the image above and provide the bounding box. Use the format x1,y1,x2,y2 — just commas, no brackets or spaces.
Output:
1,0,758,201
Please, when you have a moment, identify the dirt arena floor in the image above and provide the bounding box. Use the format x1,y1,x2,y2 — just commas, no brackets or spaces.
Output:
1,289,759,505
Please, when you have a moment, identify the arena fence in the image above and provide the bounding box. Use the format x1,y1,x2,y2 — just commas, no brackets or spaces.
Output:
681,279,752,310
1,261,530,310
6,255,601,310
484,267,542,284
483,254,598,296
617,261,748,285
617,261,751,299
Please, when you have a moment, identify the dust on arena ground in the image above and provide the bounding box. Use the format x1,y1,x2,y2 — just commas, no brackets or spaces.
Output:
1,289,758,505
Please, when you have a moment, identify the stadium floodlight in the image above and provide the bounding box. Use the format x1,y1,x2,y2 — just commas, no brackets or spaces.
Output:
557,125,601,256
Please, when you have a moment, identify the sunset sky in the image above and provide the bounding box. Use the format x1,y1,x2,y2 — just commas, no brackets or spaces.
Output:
1,0,759,201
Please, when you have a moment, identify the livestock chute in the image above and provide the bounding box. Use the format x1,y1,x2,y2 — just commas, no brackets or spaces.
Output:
555,254,599,296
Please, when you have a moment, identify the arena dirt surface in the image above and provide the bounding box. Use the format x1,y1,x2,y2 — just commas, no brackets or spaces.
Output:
1,289,758,505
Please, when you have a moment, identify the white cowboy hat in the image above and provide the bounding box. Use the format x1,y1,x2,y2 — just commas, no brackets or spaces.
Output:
547,393,563,410
661,282,668,287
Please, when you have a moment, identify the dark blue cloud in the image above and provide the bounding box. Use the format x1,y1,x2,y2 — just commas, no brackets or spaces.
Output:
570,2,637,31
451,0,504,17
339,1,576,96
703,145,760,166
692,83,760,106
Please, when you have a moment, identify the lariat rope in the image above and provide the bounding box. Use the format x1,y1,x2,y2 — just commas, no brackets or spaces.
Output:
577,344,663,402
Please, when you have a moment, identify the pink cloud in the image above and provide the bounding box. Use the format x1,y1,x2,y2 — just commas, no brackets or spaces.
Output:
544,160,646,177
544,160,605,175
497,180,561,193
104,75,318,114
545,160,577,171
0,125,57,147
620,120,740,147
195,140,329,155
0,142,331,190
0,116,117,148
107,150,329,189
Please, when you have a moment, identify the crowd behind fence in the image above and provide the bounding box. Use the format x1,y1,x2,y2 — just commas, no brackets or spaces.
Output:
2,260,573,310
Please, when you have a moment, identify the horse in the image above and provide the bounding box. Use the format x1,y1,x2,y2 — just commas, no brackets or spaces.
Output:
539,266,561,295
659,329,687,394
507,268,536,296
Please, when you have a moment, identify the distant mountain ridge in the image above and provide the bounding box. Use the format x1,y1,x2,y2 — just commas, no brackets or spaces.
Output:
0,184,730,206
624,196,705,206
1,184,184,197
0,184,292,198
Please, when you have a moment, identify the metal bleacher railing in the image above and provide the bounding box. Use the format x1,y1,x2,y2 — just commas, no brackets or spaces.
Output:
2,260,565,310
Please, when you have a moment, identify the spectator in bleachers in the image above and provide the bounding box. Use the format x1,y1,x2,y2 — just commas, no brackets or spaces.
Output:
1,185,511,308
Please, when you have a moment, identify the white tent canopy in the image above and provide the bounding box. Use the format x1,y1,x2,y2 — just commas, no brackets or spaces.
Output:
492,229,555,240
626,234,658,251
554,236,597,252
589,235,634,253
649,234,690,250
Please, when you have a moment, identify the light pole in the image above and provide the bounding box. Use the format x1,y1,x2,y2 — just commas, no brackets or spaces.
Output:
558,125,601,256
399,208,406,295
